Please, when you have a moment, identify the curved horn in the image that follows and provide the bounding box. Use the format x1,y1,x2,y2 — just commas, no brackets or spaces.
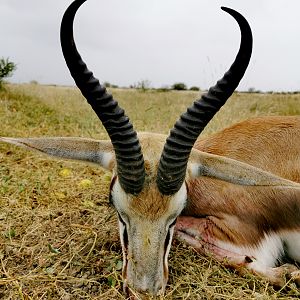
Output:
157,7,253,195
60,0,145,194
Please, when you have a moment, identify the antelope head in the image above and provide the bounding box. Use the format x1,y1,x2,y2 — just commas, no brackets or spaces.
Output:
6,0,294,296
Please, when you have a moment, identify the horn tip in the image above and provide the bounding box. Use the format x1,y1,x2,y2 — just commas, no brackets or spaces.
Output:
221,6,234,14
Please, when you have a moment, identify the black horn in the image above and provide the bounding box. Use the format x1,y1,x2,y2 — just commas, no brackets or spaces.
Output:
157,7,253,195
60,0,145,194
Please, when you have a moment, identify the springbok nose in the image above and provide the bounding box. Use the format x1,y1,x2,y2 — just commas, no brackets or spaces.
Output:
135,281,164,298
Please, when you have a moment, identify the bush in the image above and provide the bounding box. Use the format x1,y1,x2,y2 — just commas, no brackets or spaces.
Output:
247,87,261,93
171,82,187,90
103,81,111,88
156,85,170,92
189,86,200,91
0,57,16,88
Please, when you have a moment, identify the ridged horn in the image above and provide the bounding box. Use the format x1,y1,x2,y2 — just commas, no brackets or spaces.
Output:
60,0,145,194
157,7,253,195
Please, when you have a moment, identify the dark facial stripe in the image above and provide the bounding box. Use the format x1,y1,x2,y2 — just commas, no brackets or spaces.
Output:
108,175,117,205
164,230,171,252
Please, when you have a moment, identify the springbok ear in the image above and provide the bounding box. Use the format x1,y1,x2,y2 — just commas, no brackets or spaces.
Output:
0,137,115,170
189,149,300,188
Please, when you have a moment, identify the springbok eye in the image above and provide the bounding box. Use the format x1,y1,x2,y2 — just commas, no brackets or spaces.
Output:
108,191,113,206
117,212,126,227
108,176,117,206
117,212,129,250
168,218,177,229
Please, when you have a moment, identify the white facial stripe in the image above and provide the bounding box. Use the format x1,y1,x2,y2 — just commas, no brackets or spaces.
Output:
118,220,129,280
112,177,187,216
111,180,132,213
164,226,174,268
168,183,188,216
118,220,127,253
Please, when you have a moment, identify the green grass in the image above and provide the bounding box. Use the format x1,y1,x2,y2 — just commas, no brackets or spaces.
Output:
0,84,299,299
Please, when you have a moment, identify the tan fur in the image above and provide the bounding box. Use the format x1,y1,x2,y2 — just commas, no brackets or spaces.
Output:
196,116,300,181
109,117,300,229
131,117,300,230
130,184,172,221
138,132,166,178
184,116,300,245
107,116,300,243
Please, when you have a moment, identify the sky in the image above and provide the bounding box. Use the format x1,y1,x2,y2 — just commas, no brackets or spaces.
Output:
1,0,300,92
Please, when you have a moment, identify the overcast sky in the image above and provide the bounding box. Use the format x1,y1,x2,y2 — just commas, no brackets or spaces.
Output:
1,0,300,92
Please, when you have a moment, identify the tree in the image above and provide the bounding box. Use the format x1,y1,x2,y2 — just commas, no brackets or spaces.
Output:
171,82,187,91
136,79,151,92
103,81,111,88
0,57,16,88
189,86,200,91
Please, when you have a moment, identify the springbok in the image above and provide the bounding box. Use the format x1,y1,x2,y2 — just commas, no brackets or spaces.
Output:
1,0,300,297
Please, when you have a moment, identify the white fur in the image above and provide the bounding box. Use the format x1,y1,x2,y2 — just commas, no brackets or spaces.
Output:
111,180,132,213
112,179,187,219
164,226,174,272
101,152,114,169
282,231,300,262
216,232,284,270
168,183,187,217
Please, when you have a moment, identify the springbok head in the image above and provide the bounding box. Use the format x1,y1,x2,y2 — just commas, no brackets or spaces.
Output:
1,0,267,296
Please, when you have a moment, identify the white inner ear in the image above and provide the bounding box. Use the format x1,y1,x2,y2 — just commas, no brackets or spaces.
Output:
101,152,114,169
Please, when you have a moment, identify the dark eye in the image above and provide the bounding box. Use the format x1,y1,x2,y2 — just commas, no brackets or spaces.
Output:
123,225,128,248
169,218,177,229
108,191,113,206
117,212,126,227
108,176,117,206
164,230,171,251
117,213,128,249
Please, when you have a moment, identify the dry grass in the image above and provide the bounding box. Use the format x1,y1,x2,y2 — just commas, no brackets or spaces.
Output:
0,83,299,299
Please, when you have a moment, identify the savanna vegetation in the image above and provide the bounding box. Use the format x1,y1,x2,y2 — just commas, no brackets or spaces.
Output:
0,83,299,299
0,58,16,90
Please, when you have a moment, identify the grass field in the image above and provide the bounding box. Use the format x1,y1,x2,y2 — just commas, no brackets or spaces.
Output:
0,83,299,299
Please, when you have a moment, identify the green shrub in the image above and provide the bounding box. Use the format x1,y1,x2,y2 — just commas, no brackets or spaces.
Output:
172,82,187,90
189,86,200,91
0,57,16,88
